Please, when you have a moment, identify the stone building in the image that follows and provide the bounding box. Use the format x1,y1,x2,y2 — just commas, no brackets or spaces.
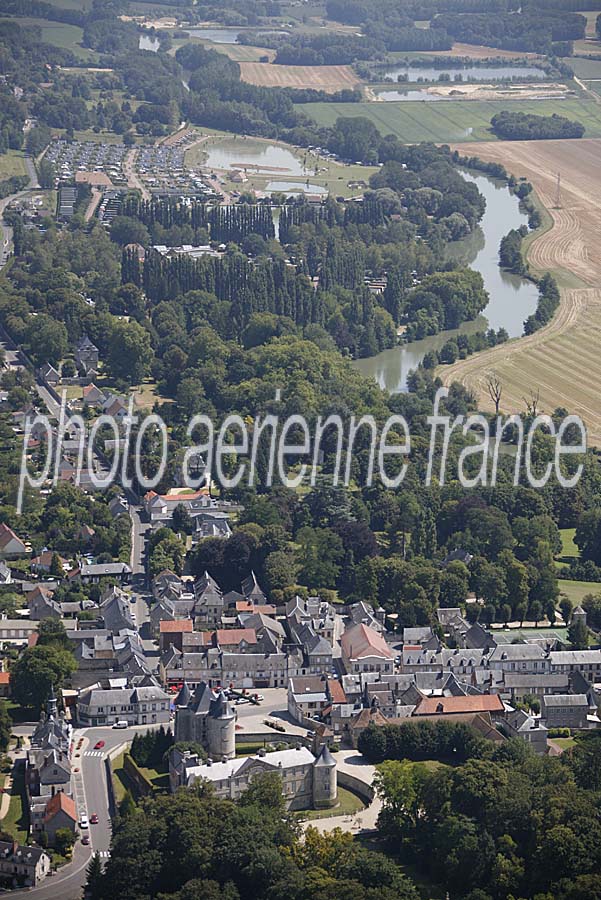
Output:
169,743,337,811
174,682,236,760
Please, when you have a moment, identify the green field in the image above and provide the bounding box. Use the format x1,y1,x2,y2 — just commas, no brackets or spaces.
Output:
0,151,27,181
563,56,601,79
300,98,601,143
558,579,599,604
559,527,580,561
11,17,95,58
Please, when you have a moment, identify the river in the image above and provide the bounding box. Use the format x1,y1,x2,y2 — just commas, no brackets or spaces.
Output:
353,171,539,393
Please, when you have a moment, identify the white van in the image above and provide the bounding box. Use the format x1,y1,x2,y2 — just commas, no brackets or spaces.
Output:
112,720,128,729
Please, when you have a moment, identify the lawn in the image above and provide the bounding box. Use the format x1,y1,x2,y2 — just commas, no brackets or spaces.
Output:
558,579,599,604
138,764,170,792
559,527,580,561
300,98,601,143
299,786,366,821
1,762,29,843
552,736,576,751
0,152,27,181
11,18,95,59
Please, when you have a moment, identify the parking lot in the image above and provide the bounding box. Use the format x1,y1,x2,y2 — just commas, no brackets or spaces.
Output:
45,140,128,186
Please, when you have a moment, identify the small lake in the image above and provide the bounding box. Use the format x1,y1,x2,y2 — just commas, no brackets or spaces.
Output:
186,27,241,43
203,138,310,175
353,171,539,393
380,64,546,83
266,181,327,195
139,34,160,52
376,89,444,101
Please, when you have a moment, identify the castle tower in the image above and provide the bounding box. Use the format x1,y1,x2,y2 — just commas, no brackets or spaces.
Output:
572,605,587,627
312,744,337,809
206,690,236,760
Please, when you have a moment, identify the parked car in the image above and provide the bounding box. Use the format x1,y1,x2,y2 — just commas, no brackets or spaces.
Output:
81,835,90,846
112,720,128,729
80,815,89,830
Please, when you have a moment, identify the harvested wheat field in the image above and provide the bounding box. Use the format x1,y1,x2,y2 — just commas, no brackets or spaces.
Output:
427,42,540,60
442,139,601,444
239,62,360,93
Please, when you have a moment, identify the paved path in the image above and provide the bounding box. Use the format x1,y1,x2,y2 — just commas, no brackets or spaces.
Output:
304,750,381,835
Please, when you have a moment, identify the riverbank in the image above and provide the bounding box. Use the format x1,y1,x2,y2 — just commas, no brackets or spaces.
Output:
353,168,538,392
441,138,601,445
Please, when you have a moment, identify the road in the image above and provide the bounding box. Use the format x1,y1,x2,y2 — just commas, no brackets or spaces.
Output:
0,154,39,268
10,723,160,900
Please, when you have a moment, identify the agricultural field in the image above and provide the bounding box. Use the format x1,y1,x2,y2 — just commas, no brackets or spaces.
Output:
441,139,601,445
301,98,601,143
239,62,360,92
0,151,27,181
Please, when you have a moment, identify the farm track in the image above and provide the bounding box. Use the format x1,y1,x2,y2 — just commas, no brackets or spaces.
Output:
441,139,601,444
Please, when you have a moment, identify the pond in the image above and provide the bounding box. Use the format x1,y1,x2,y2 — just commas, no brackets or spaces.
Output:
203,138,311,176
380,64,546,83
139,34,160,52
265,181,328,195
376,89,445,101
352,171,540,393
186,27,241,43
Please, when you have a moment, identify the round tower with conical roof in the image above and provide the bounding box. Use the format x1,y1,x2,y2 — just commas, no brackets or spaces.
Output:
206,690,235,760
312,744,337,809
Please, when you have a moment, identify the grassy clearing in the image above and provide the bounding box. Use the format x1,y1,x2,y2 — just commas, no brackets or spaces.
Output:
301,98,601,143
299,786,366,821
552,736,577,750
11,17,95,58
559,527,580,561
1,763,29,843
0,152,27,181
558,579,599,604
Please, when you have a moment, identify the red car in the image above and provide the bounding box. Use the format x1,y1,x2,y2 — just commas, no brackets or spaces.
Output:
94,740,105,750
90,814,99,824
81,835,90,846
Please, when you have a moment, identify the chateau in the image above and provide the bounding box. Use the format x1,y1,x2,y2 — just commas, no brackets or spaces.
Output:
172,681,337,810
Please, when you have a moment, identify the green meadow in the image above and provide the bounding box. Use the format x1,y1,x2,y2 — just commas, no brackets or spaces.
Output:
300,98,601,143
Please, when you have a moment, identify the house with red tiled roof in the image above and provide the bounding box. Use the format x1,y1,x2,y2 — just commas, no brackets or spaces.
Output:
0,671,10,698
43,792,77,844
0,523,27,559
413,694,505,717
215,628,257,651
341,623,394,675
159,618,193,653
82,383,106,406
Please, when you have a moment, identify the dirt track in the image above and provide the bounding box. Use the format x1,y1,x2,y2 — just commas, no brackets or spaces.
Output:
441,139,601,444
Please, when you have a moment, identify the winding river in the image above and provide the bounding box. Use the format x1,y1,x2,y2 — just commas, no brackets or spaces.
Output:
353,171,540,392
